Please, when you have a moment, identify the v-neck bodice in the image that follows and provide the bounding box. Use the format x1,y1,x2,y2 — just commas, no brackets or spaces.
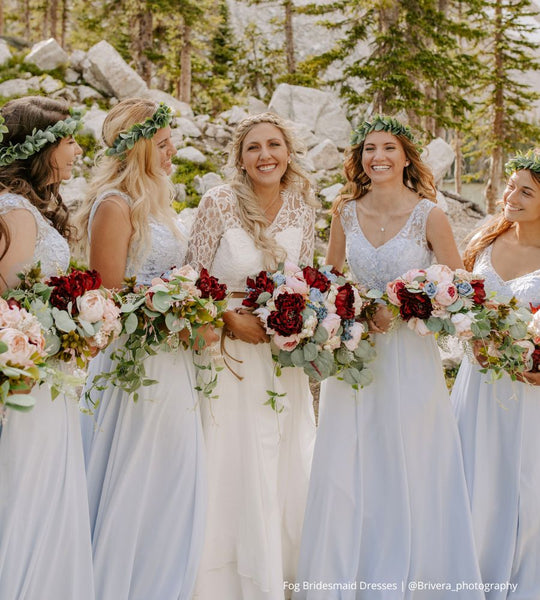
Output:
340,198,435,289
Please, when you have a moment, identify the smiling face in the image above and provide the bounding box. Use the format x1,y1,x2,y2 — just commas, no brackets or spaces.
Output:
153,126,175,175
48,136,82,183
361,130,409,184
240,122,290,190
503,169,540,224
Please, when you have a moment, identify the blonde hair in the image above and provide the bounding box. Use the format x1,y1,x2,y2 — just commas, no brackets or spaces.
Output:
333,133,437,215
463,168,540,271
76,98,180,264
226,112,317,269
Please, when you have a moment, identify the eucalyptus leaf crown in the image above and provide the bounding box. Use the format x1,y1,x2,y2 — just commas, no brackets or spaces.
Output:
350,115,420,149
505,150,540,176
105,102,173,159
0,108,83,167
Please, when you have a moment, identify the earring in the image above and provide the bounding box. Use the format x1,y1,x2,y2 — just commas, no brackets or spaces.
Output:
405,161,410,167
287,157,291,164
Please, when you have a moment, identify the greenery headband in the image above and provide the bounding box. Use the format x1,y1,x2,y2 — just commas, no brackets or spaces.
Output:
351,115,420,148
0,108,83,167
105,102,173,159
505,150,540,175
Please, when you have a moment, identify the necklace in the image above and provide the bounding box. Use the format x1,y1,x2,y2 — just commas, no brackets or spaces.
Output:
261,191,282,217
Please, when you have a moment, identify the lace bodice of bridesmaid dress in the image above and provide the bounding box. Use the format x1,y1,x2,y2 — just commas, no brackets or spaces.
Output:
186,184,316,291
88,190,187,285
0,192,70,277
473,244,540,306
340,198,436,289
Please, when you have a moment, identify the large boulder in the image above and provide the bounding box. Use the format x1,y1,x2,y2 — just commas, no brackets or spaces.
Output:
0,76,41,98
60,176,89,208
269,84,351,149
83,41,147,99
143,89,193,118
39,75,63,94
176,117,202,138
308,139,342,171
0,40,12,67
80,105,108,141
193,172,222,195
24,38,68,71
176,146,207,164
423,137,455,184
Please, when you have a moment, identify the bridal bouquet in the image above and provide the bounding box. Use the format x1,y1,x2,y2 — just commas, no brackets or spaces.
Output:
6,264,122,370
88,265,228,402
0,297,47,414
243,262,375,405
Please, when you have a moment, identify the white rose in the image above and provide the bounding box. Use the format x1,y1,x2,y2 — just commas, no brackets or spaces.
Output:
77,290,107,323
451,312,474,339
0,328,35,367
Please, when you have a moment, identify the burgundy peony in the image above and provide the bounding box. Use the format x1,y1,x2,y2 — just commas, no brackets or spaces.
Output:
396,287,433,321
243,271,275,308
302,266,331,293
267,292,305,336
470,279,486,305
48,269,102,312
531,346,540,372
196,268,227,301
335,283,356,319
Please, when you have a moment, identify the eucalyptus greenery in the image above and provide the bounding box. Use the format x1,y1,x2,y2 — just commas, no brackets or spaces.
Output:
105,103,173,159
505,150,540,176
0,109,84,167
350,115,419,148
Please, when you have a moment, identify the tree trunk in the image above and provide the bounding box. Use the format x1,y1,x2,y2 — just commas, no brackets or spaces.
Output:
284,0,295,73
23,0,31,41
61,0,69,48
49,0,59,40
484,0,505,214
131,9,153,85
454,130,462,196
374,1,399,113
0,0,4,37
179,24,192,104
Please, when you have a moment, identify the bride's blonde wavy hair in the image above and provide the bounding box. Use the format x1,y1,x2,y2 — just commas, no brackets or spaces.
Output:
76,98,181,264
226,112,317,269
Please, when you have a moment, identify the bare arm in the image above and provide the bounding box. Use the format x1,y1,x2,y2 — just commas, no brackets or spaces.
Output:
426,206,464,270
0,209,37,292
325,213,346,271
88,197,132,289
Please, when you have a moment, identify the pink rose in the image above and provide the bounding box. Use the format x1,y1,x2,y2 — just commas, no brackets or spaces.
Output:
0,328,35,367
386,280,406,306
451,312,474,339
321,313,341,338
402,269,426,283
407,317,432,336
171,265,199,281
435,283,458,307
425,264,454,284
0,299,22,328
529,311,540,342
283,261,302,276
285,275,309,296
273,333,301,351
77,290,108,323
343,321,365,351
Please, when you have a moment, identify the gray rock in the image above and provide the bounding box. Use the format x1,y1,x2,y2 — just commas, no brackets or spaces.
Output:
76,85,104,103
177,207,198,235
142,89,193,118
194,114,210,128
60,176,88,209
70,49,87,72
80,105,108,141
173,183,187,203
52,87,77,103
193,172,222,195
0,40,12,67
320,183,344,203
423,138,455,185
176,146,207,164
84,40,147,99
293,123,319,150
227,105,249,125
24,38,69,71
308,139,342,171
64,68,80,84
269,84,351,149
176,117,202,138
247,96,267,115
39,75,63,94
0,77,41,98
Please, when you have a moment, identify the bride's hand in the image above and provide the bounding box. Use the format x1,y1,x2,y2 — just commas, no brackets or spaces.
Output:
368,305,394,334
223,308,270,344
194,323,220,351
471,339,489,368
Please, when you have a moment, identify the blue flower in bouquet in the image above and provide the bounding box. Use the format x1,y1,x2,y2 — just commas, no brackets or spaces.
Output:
341,319,355,341
424,281,437,298
457,282,474,297
272,273,286,286
309,288,325,304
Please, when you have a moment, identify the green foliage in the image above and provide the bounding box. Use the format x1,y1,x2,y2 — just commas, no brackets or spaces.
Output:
74,132,99,161
171,157,220,208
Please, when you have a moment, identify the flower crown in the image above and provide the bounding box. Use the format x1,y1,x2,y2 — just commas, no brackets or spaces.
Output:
505,150,540,176
105,102,173,159
350,115,419,148
0,108,83,167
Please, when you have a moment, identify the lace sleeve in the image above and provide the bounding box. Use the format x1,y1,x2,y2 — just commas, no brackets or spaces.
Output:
298,200,316,267
186,186,228,270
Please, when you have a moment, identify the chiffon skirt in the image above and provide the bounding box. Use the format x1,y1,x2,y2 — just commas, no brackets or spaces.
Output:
295,327,484,599
0,385,94,600
452,357,540,599
81,345,206,600
193,325,316,600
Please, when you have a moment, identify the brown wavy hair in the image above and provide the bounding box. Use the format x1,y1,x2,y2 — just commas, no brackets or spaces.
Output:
333,133,437,215
0,96,74,241
463,168,540,271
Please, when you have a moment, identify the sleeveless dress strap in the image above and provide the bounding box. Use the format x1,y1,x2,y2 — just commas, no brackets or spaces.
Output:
88,189,133,239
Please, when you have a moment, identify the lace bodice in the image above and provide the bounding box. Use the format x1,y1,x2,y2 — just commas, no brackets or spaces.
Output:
341,198,435,289
186,184,316,291
0,192,70,277
88,190,187,285
473,244,540,305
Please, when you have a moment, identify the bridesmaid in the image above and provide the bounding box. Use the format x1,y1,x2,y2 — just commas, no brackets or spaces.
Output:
452,152,540,599
0,97,94,600
77,98,216,600
294,116,483,599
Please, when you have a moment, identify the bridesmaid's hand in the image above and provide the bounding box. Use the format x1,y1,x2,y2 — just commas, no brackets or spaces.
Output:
471,339,489,368
515,370,540,386
224,308,269,344
368,305,394,334
193,323,220,351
